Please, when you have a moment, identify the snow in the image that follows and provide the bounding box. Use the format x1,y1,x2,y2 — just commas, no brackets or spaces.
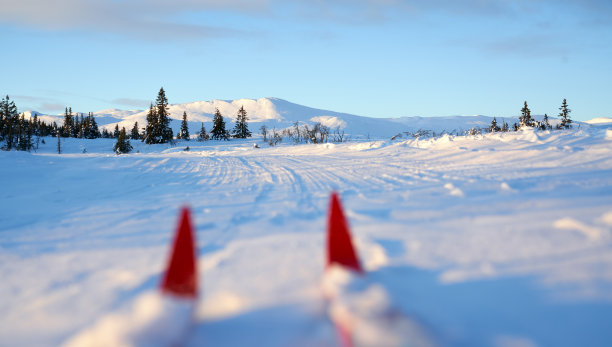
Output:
1,122,612,346
22,97,580,140
585,117,612,125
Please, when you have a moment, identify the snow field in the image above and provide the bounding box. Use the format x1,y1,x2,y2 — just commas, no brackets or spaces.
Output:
1,125,611,346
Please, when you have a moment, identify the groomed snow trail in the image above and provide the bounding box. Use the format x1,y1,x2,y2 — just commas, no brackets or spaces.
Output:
1,127,612,346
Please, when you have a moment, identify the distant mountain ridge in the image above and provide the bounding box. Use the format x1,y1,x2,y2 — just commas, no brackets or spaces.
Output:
22,97,572,138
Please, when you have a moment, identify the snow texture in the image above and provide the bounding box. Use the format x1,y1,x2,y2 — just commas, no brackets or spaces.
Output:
1,119,612,346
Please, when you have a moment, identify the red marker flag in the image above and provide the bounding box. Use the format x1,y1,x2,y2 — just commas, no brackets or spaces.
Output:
326,192,363,274
161,207,199,299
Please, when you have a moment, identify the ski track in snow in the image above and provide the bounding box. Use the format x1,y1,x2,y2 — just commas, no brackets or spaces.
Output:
1,126,612,346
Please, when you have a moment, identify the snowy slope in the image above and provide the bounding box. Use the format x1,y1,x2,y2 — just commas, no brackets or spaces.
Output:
19,97,568,139
1,125,612,346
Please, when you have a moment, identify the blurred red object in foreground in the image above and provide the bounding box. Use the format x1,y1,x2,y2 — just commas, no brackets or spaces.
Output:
161,207,198,299
326,192,363,274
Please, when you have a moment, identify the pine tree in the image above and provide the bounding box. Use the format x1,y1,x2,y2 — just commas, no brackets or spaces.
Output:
62,107,74,137
16,114,33,151
489,117,501,133
519,101,534,128
113,124,120,139
501,120,509,132
131,122,140,140
211,108,229,140
197,122,209,141
541,113,551,130
86,112,100,139
558,98,572,129
144,88,173,144
73,113,81,137
1,95,19,149
77,114,85,138
232,106,251,139
178,111,190,140
144,103,156,143
156,87,173,143
114,127,133,154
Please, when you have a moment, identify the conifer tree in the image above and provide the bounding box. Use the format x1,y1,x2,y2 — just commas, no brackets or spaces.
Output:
211,108,229,140
114,127,133,154
541,113,551,130
156,87,173,143
178,111,190,140
1,95,18,149
57,129,61,154
113,124,120,139
86,112,100,139
558,98,572,129
519,101,534,128
232,106,251,139
197,123,209,141
489,117,501,133
73,113,81,137
501,120,509,132
144,103,156,143
62,107,74,137
144,88,173,144
131,122,140,140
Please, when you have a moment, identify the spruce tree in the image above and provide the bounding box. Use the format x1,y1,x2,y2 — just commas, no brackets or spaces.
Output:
144,103,156,143
113,124,120,138
519,101,534,128
232,106,251,139
489,117,501,133
87,112,100,139
558,98,572,129
541,113,551,130
114,127,133,154
156,87,173,143
179,111,190,140
131,122,140,140
1,95,18,149
211,108,229,140
73,113,81,137
144,88,173,144
62,107,74,137
197,123,209,141
16,114,33,151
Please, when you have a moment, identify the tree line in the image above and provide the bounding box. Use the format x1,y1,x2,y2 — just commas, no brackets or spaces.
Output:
115,87,252,153
487,99,572,134
2,91,576,153
0,88,254,153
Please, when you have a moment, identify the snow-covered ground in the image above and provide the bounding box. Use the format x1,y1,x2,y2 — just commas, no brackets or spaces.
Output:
1,124,612,346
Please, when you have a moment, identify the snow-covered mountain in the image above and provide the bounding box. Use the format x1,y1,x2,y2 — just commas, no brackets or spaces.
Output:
23,97,572,138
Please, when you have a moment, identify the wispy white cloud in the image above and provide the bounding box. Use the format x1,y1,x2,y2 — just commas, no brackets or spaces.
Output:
0,0,609,39
112,98,151,108
0,0,262,39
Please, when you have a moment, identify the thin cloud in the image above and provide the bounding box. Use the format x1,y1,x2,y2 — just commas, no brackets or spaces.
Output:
0,0,259,39
41,103,67,112
484,34,571,58
112,98,150,108
0,0,609,39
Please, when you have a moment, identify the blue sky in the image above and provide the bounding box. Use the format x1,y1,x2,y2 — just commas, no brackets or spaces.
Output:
1,0,611,120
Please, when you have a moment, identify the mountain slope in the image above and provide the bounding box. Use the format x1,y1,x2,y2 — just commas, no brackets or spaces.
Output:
22,98,568,138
